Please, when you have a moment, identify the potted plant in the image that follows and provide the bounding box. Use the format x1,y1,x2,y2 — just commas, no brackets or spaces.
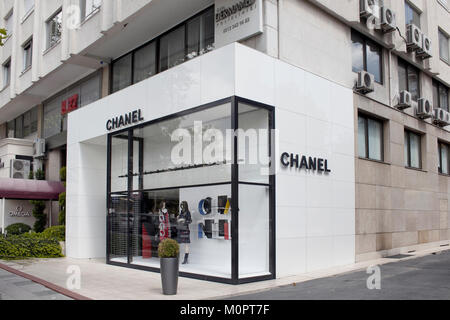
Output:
158,238,180,295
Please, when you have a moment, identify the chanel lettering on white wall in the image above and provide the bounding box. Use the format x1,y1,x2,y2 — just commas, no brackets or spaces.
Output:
214,0,263,48
106,109,144,131
281,152,331,173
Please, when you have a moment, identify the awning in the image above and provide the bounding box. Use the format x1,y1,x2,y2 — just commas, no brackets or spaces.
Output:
0,178,65,200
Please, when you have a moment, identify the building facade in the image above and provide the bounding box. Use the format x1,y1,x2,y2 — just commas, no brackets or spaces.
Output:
0,0,449,283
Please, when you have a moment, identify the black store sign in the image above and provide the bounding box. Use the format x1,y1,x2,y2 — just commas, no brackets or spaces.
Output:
281,152,331,173
106,109,144,131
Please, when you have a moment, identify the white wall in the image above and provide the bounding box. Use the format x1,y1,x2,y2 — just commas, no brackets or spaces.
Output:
1,199,36,231
67,43,355,278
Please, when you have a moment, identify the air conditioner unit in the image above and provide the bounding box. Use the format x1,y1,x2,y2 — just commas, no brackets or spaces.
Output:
10,159,31,180
360,0,376,18
416,35,432,59
380,7,396,33
397,90,412,110
433,108,448,126
406,24,422,51
416,98,433,119
356,71,375,94
33,138,46,159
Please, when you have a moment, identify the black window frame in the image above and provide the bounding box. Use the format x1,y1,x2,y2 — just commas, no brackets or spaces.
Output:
358,113,385,162
438,141,450,175
351,30,383,84
398,58,421,102
110,5,215,94
106,96,276,285
404,129,422,169
433,80,449,111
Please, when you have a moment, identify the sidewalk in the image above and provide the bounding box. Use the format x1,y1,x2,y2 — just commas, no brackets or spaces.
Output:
1,245,449,300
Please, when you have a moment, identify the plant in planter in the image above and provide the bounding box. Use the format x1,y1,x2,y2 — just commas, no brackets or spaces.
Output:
158,238,180,295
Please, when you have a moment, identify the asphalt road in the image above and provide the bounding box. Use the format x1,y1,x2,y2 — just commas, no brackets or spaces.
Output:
230,250,450,300
0,268,72,300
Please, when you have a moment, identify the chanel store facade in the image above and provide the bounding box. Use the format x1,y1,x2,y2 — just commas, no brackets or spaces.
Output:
66,43,356,284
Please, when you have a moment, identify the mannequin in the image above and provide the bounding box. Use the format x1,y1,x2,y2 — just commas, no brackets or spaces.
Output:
158,201,170,242
177,201,192,264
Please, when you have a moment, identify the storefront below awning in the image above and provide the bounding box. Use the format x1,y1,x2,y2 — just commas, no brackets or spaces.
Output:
0,178,65,200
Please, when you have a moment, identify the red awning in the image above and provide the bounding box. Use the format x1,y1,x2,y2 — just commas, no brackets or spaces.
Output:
0,178,65,200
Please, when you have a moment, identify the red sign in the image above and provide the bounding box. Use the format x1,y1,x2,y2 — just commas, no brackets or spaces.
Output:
61,94,79,115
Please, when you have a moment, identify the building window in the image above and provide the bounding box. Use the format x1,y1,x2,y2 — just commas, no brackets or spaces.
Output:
439,141,450,175
133,42,157,84
107,97,275,283
159,25,186,72
351,30,382,84
7,107,38,139
404,130,422,169
3,59,11,88
22,39,32,71
433,80,449,111
4,10,13,37
46,9,62,49
81,0,102,20
23,0,34,17
111,6,215,93
112,53,132,93
358,114,383,161
398,58,420,101
43,72,101,139
405,1,421,28
439,29,449,63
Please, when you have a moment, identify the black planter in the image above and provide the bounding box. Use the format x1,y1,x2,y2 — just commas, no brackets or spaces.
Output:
160,257,179,295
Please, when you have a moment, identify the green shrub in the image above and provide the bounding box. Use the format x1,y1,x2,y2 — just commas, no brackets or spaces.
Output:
35,169,45,181
60,167,66,183
0,234,63,260
5,223,32,236
58,192,66,226
41,226,65,242
30,200,47,233
158,239,179,258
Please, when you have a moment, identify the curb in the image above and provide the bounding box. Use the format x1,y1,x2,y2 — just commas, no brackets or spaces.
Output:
0,262,91,300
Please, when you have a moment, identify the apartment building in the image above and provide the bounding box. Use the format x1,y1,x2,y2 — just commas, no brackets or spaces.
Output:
0,0,448,284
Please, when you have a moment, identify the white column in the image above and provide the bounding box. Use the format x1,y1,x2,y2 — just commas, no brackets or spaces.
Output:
31,0,41,82
1,198,5,234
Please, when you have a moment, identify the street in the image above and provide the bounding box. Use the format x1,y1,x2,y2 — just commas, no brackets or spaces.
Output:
0,268,71,300
229,250,450,300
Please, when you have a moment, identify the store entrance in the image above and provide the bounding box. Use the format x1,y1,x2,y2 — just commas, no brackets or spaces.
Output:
106,97,276,284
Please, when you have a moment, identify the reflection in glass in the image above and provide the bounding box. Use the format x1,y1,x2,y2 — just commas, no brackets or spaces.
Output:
368,118,382,161
133,42,157,83
440,144,449,175
112,54,132,93
159,26,185,72
366,42,381,83
358,116,367,158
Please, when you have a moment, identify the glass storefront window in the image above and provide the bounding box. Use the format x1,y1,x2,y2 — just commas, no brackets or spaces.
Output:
107,98,275,283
